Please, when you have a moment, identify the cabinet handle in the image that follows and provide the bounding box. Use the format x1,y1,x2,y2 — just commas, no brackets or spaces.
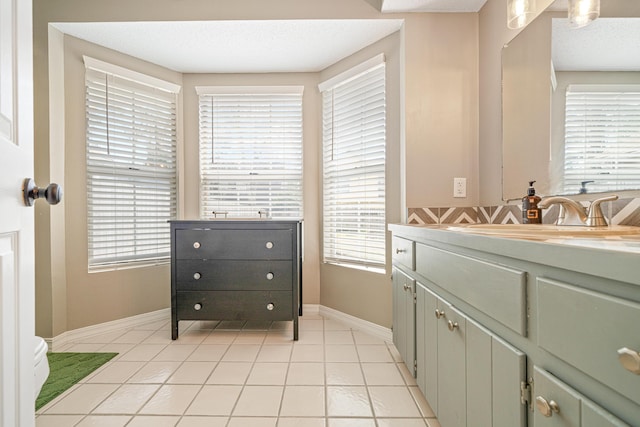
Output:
535,396,560,417
434,309,445,319
193,272,201,280
617,347,640,375
265,241,274,249
266,303,275,311
193,242,201,249
395,248,406,254
403,284,410,291
194,303,202,311
447,320,459,331
266,272,274,280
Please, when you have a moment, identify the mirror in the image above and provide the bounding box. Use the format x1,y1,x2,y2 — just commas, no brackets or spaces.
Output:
502,0,640,200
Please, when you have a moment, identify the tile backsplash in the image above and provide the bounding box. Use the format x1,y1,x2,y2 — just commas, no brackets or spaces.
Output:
408,197,640,227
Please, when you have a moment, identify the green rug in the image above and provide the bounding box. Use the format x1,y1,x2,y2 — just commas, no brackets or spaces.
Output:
36,352,118,410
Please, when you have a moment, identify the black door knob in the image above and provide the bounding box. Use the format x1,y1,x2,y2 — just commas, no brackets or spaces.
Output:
23,178,63,206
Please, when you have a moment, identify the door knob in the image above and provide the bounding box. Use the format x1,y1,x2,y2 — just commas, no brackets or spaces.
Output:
23,178,62,206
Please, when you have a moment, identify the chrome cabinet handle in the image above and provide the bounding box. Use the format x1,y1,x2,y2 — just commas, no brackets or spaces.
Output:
434,309,445,319
535,396,560,417
265,241,274,249
403,284,411,291
447,320,459,331
193,242,201,249
266,303,275,311
194,303,202,311
266,272,274,280
395,248,406,254
193,272,201,280
618,347,640,374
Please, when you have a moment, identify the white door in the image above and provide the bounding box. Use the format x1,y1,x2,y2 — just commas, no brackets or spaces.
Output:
0,0,36,425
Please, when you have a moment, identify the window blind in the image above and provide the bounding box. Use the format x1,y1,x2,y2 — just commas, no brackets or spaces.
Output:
85,64,178,269
198,88,303,219
321,60,386,270
563,85,640,194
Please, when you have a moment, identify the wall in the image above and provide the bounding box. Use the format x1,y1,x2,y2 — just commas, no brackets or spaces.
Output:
33,0,481,334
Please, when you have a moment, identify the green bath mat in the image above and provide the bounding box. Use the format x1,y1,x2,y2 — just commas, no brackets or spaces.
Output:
36,352,118,410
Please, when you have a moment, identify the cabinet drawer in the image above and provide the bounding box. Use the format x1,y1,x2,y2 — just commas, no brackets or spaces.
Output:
176,260,292,291
416,244,527,336
537,278,640,407
392,236,415,270
177,290,293,321
175,229,292,259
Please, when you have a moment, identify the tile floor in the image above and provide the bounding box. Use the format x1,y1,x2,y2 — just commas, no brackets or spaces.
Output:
36,312,441,427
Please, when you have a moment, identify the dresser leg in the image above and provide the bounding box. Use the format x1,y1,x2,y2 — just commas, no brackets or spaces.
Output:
293,318,299,341
172,321,178,340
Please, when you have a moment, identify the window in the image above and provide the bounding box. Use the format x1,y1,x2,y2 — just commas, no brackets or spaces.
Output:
321,56,386,271
85,57,179,269
563,84,640,194
197,87,303,219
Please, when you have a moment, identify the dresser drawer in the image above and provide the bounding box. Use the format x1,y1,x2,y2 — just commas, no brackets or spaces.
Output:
537,278,640,407
392,236,415,270
176,260,292,291
175,229,292,259
416,244,527,336
176,290,293,321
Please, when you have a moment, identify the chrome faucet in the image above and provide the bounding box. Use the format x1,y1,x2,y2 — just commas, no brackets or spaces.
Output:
538,195,618,226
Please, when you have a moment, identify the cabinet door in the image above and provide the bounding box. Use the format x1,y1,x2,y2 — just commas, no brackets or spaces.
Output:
533,366,581,427
491,335,527,427
438,303,467,427
416,283,439,413
392,268,415,374
582,399,630,427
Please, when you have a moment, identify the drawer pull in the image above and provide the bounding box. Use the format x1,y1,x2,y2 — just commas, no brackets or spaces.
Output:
403,284,411,291
265,241,274,249
193,272,201,280
617,347,640,375
194,303,202,311
447,320,459,331
266,303,275,311
266,272,274,280
535,396,559,417
395,248,406,254
435,309,445,319
193,242,201,249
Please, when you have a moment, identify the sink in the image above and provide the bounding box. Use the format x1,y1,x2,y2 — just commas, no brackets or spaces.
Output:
445,224,640,238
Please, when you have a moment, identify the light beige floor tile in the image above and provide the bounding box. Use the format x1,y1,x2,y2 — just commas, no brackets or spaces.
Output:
176,416,228,426
353,331,387,345
279,386,325,417
246,362,288,385
326,386,373,417
63,343,106,353
270,320,294,331
264,331,294,344
117,344,167,362
112,330,155,344
36,415,84,426
75,415,131,426
127,361,182,383
167,361,217,384
357,345,394,362
233,385,284,416
233,332,267,344
299,318,324,330
93,384,160,414
326,362,365,385
85,361,145,383
327,419,376,427
221,344,260,362
80,330,128,344
325,345,358,362
185,385,242,416
290,344,324,362
142,330,173,345
202,331,239,344
44,384,119,414
256,344,292,362
173,329,210,345
96,343,136,360
368,386,422,418
126,415,181,426
228,417,277,427
186,344,229,361
153,344,198,361
133,319,169,331
324,319,351,331
297,330,323,344
138,384,201,415
325,330,354,345
206,362,252,384
377,419,428,427
37,384,82,413
361,363,405,385
285,362,324,385
276,418,325,427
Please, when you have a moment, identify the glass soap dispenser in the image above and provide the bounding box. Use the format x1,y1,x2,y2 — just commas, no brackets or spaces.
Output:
522,180,542,224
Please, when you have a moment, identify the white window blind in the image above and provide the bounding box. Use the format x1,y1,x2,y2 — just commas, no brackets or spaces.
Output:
564,84,640,194
321,59,386,270
198,88,303,219
85,61,178,269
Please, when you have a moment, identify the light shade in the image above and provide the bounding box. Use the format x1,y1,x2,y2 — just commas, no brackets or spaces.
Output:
568,0,600,28
507,0,536,30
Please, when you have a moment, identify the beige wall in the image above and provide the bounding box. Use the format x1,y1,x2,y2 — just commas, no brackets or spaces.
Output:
33,0,482,335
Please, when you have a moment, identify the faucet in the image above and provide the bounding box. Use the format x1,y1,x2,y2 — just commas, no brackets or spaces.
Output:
538,195,618,226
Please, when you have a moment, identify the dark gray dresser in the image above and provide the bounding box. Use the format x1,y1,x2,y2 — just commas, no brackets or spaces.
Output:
170,220,302,340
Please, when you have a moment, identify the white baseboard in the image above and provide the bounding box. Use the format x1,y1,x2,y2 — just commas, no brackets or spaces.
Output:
318,305,393,343
46,304,392,350
47,308,170,351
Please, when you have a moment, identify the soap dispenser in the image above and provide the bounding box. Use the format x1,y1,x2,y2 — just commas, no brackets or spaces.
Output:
522,181,542,224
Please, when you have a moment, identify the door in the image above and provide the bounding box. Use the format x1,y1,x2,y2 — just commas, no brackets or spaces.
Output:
0,0,36,425
392,268,415,375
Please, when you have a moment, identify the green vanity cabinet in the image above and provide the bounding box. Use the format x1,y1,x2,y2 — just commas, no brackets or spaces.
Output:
392,267,416,375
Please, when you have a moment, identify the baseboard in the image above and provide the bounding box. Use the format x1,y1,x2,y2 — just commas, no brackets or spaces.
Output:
318,305,392,343
47,308,170,351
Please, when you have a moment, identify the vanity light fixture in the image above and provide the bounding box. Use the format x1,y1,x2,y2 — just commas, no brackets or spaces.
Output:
568,0,600,28
507,0,536,29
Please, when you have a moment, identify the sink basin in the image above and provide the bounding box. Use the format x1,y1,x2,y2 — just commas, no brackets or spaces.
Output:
445,224,640,238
